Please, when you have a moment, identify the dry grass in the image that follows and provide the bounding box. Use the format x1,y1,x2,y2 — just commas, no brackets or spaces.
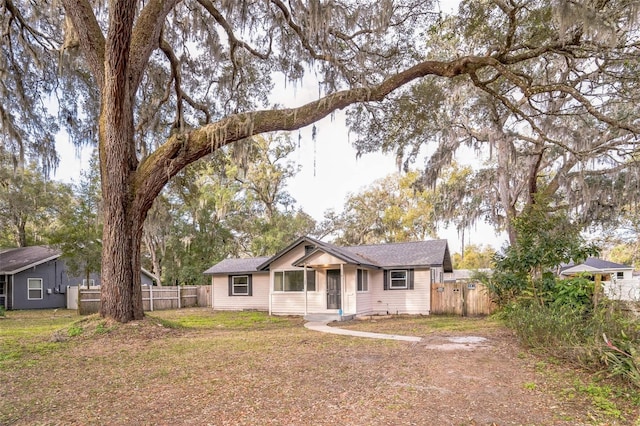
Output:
1,308,638,425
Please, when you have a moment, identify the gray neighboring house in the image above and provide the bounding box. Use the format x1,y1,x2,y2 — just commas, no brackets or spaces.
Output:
0,246,157,310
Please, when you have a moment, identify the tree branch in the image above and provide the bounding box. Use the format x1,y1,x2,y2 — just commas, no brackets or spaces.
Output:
129,0,181,92
133,55,496,216
196,0,271,60
61,0,106,88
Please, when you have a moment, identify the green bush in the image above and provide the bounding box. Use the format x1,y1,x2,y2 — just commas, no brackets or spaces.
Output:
549,275,595,310
504,301,640,388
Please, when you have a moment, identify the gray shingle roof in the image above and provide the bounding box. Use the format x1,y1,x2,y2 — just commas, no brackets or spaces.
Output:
343,239,452,270
584,257,632,270
560,257,633,274
0,246,61,274
293,240,381,268
204,237,453,275
204,256,270,275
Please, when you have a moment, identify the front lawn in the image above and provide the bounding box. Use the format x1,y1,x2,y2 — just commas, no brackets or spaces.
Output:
1,308,637,425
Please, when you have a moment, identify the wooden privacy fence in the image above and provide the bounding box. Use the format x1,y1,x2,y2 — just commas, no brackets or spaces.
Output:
431,281,496,316
78,285,211,315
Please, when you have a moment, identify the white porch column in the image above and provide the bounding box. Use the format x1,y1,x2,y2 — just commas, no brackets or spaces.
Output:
303,263,308,316
268,270,273,315
340,263,344,316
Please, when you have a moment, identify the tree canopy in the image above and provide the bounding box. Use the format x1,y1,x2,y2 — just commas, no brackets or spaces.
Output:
3,0,640,322
349,1,640,244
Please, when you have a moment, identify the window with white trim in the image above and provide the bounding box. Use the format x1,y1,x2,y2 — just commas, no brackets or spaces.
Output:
389,270,408,289
616,271,624,279
274,270,304,292
228,275,252,296
357,269,368,292
28,278,43,300
306,270,316,292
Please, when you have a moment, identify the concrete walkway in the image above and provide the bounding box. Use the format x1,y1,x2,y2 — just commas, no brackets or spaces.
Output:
304,321,422,342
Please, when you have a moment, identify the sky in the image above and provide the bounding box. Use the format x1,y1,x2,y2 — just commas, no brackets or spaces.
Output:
53,0,507,254
54,78,506,255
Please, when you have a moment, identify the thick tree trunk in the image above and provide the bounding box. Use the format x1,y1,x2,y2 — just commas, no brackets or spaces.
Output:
98,105,145,322
98,1,144,322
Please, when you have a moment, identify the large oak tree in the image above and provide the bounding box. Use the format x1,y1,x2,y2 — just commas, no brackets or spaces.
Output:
349,1,640,245
3,0,639,322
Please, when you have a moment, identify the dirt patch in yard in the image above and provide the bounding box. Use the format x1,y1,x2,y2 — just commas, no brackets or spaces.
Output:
1,309,638,425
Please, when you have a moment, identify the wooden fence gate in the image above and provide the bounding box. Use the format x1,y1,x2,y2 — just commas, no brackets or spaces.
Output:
430,281,496,316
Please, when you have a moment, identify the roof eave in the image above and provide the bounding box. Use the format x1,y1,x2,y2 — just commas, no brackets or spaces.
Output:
204,270,267,276
1,254,61,275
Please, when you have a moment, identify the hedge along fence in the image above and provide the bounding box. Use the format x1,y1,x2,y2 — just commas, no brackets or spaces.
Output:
78,285,208,315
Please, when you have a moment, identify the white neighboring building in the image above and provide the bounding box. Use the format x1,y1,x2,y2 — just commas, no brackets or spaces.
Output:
560,257,638,301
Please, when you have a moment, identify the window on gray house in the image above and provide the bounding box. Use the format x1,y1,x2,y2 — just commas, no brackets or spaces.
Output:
28,278,43,300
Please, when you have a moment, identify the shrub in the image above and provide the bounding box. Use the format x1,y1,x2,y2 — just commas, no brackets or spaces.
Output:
549,275,595,310
504,301,640,388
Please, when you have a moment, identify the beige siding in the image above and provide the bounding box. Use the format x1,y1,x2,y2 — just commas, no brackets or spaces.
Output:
211,273,270,311
369,269,431,315
270,244,307,270
304,252,346,267
270,292,306,314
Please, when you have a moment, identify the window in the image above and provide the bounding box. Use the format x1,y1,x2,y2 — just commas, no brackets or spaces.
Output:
28,278,43,300
228,275,252,296
82,278,95,287
274,270,304,292
306,270,316,292
390,270,407,289
357,269,368,292
616,272,624,279
384,269,414,290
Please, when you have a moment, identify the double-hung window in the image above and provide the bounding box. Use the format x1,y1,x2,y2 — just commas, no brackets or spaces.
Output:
28,278,43,300
389,270,408,289
228,275,252,296
384,269,414,290
357,269,368,292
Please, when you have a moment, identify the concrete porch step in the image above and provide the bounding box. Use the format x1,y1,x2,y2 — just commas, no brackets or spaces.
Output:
303,313,355,322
